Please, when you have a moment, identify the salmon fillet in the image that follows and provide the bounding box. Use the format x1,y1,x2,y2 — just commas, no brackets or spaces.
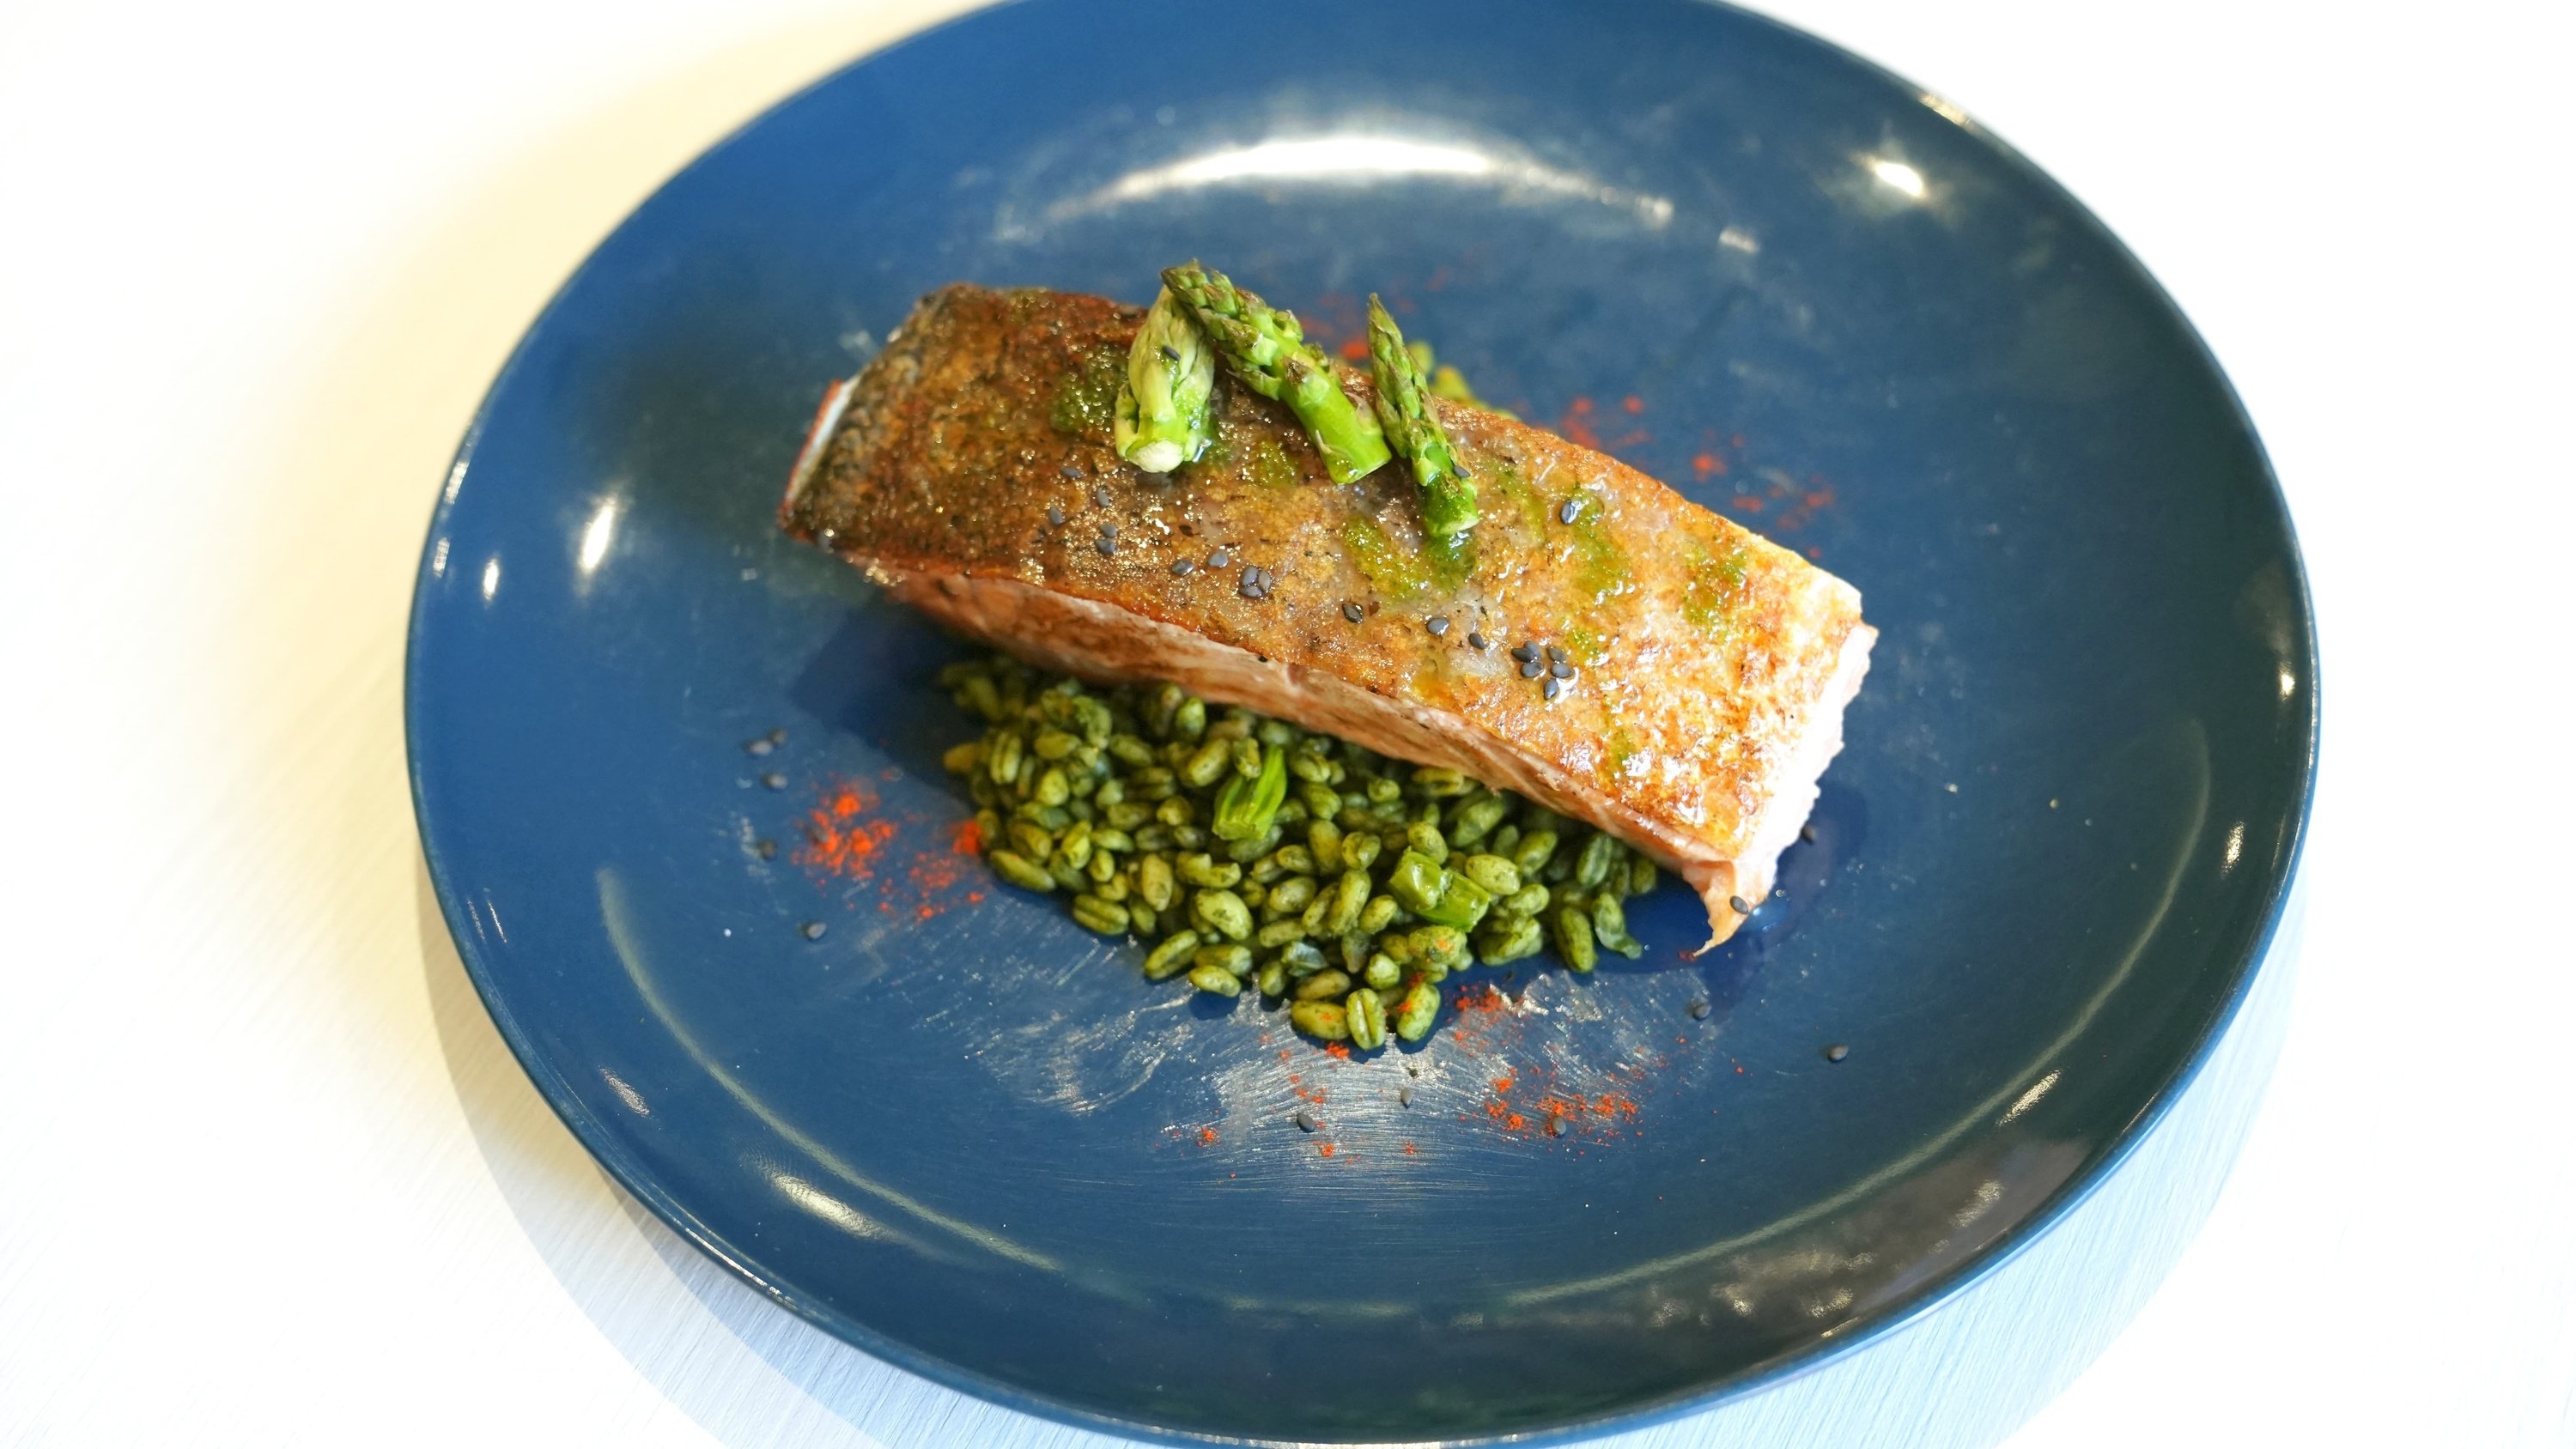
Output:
781,285,1873,947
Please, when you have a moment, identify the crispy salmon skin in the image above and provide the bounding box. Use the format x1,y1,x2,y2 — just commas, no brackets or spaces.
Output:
783,285,1873,945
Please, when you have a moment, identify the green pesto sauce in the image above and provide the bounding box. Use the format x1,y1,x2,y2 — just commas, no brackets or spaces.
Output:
1423,527,1476,591
1048,344,1126,441
1247,435,1301,490
1342,515,1430,601
1484,459,1552,535
1559,490,1632,603
1564,622,1607,665
1682,544,1752,634
1607,723,1641,774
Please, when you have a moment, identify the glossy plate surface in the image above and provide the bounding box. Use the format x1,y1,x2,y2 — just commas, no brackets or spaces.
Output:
406,0,2315,1440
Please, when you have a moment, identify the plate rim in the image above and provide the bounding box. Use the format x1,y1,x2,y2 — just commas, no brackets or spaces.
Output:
402,0,2321,1441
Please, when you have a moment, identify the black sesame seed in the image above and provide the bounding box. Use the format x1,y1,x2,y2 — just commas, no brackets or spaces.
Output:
756,839,777,860
1159,343,1181,362
767,727,787,745
1092,485,1112,507
1294,1108,1318,1132
1099,521,1117,537
1728,894,1752,915
1170,557,1195,576
1096,537,1117,557
1824,1043,1850,1063
1558,499,1580,524
1546,645,1569,664
761,773,787,790
1046,506,1066,526
801,920,828,941
1800,823,1818,844
1687,997,1711,1020
1344,602,1365,623
1543,676,1564,700
1467,631,1489,651
1510,642,1537,663
1546,1115,1566,1137
1426,615,1450,636
745,737,774,756
1060,464,1084,479
1551,661,1574,680
1521,658,1543,679
1208,548,1230,568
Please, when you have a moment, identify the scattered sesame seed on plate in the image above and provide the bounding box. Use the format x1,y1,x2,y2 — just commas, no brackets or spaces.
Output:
760,773,787,790
1800,823,1818,843
1099,521,1117,537
767,728,787,744
1294,1109,1318,1132
1824,1043,1850,1063
1207,548,1230,569
1729,894,1752,915
1092,485,1113,507
1059,464,1083,479
1467,631,1489,650
801,920,828,940
744,737,773,756
1170,557,1195,576
1045,505,1065,526
1426,615,1449,636
1687,997,1711,1020
1343,602,1364,623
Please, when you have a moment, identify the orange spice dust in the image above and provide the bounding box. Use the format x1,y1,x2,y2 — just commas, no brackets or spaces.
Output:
1443,982,1663,1145
1319,1143,1338,1157
1338,336,1370,361
1621,395,1645,414
796,779,896,880
792,774,987,922
1198,1127,1218,1147
1556,396,1602,451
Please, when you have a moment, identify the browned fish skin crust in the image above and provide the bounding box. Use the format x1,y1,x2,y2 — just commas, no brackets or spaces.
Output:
783,285,1874,943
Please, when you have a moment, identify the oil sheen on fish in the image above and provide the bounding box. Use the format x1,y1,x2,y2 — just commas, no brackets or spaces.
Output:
782,285,1874,946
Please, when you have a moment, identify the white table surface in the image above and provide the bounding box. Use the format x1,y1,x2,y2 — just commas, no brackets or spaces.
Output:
3,1,2572,1444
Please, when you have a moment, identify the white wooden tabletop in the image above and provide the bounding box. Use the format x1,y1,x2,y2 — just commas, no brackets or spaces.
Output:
3,1,2570,1445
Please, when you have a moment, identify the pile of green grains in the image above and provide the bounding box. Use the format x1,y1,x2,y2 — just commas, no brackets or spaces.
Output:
937,654,1658,1049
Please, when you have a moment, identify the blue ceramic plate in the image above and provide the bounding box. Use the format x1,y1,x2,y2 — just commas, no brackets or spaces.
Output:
406,0,2314,1441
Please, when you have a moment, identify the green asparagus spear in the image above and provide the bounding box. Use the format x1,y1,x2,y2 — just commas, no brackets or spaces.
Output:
1365,295,1479,537
1114,286,1218,473
1160,262,1391,484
